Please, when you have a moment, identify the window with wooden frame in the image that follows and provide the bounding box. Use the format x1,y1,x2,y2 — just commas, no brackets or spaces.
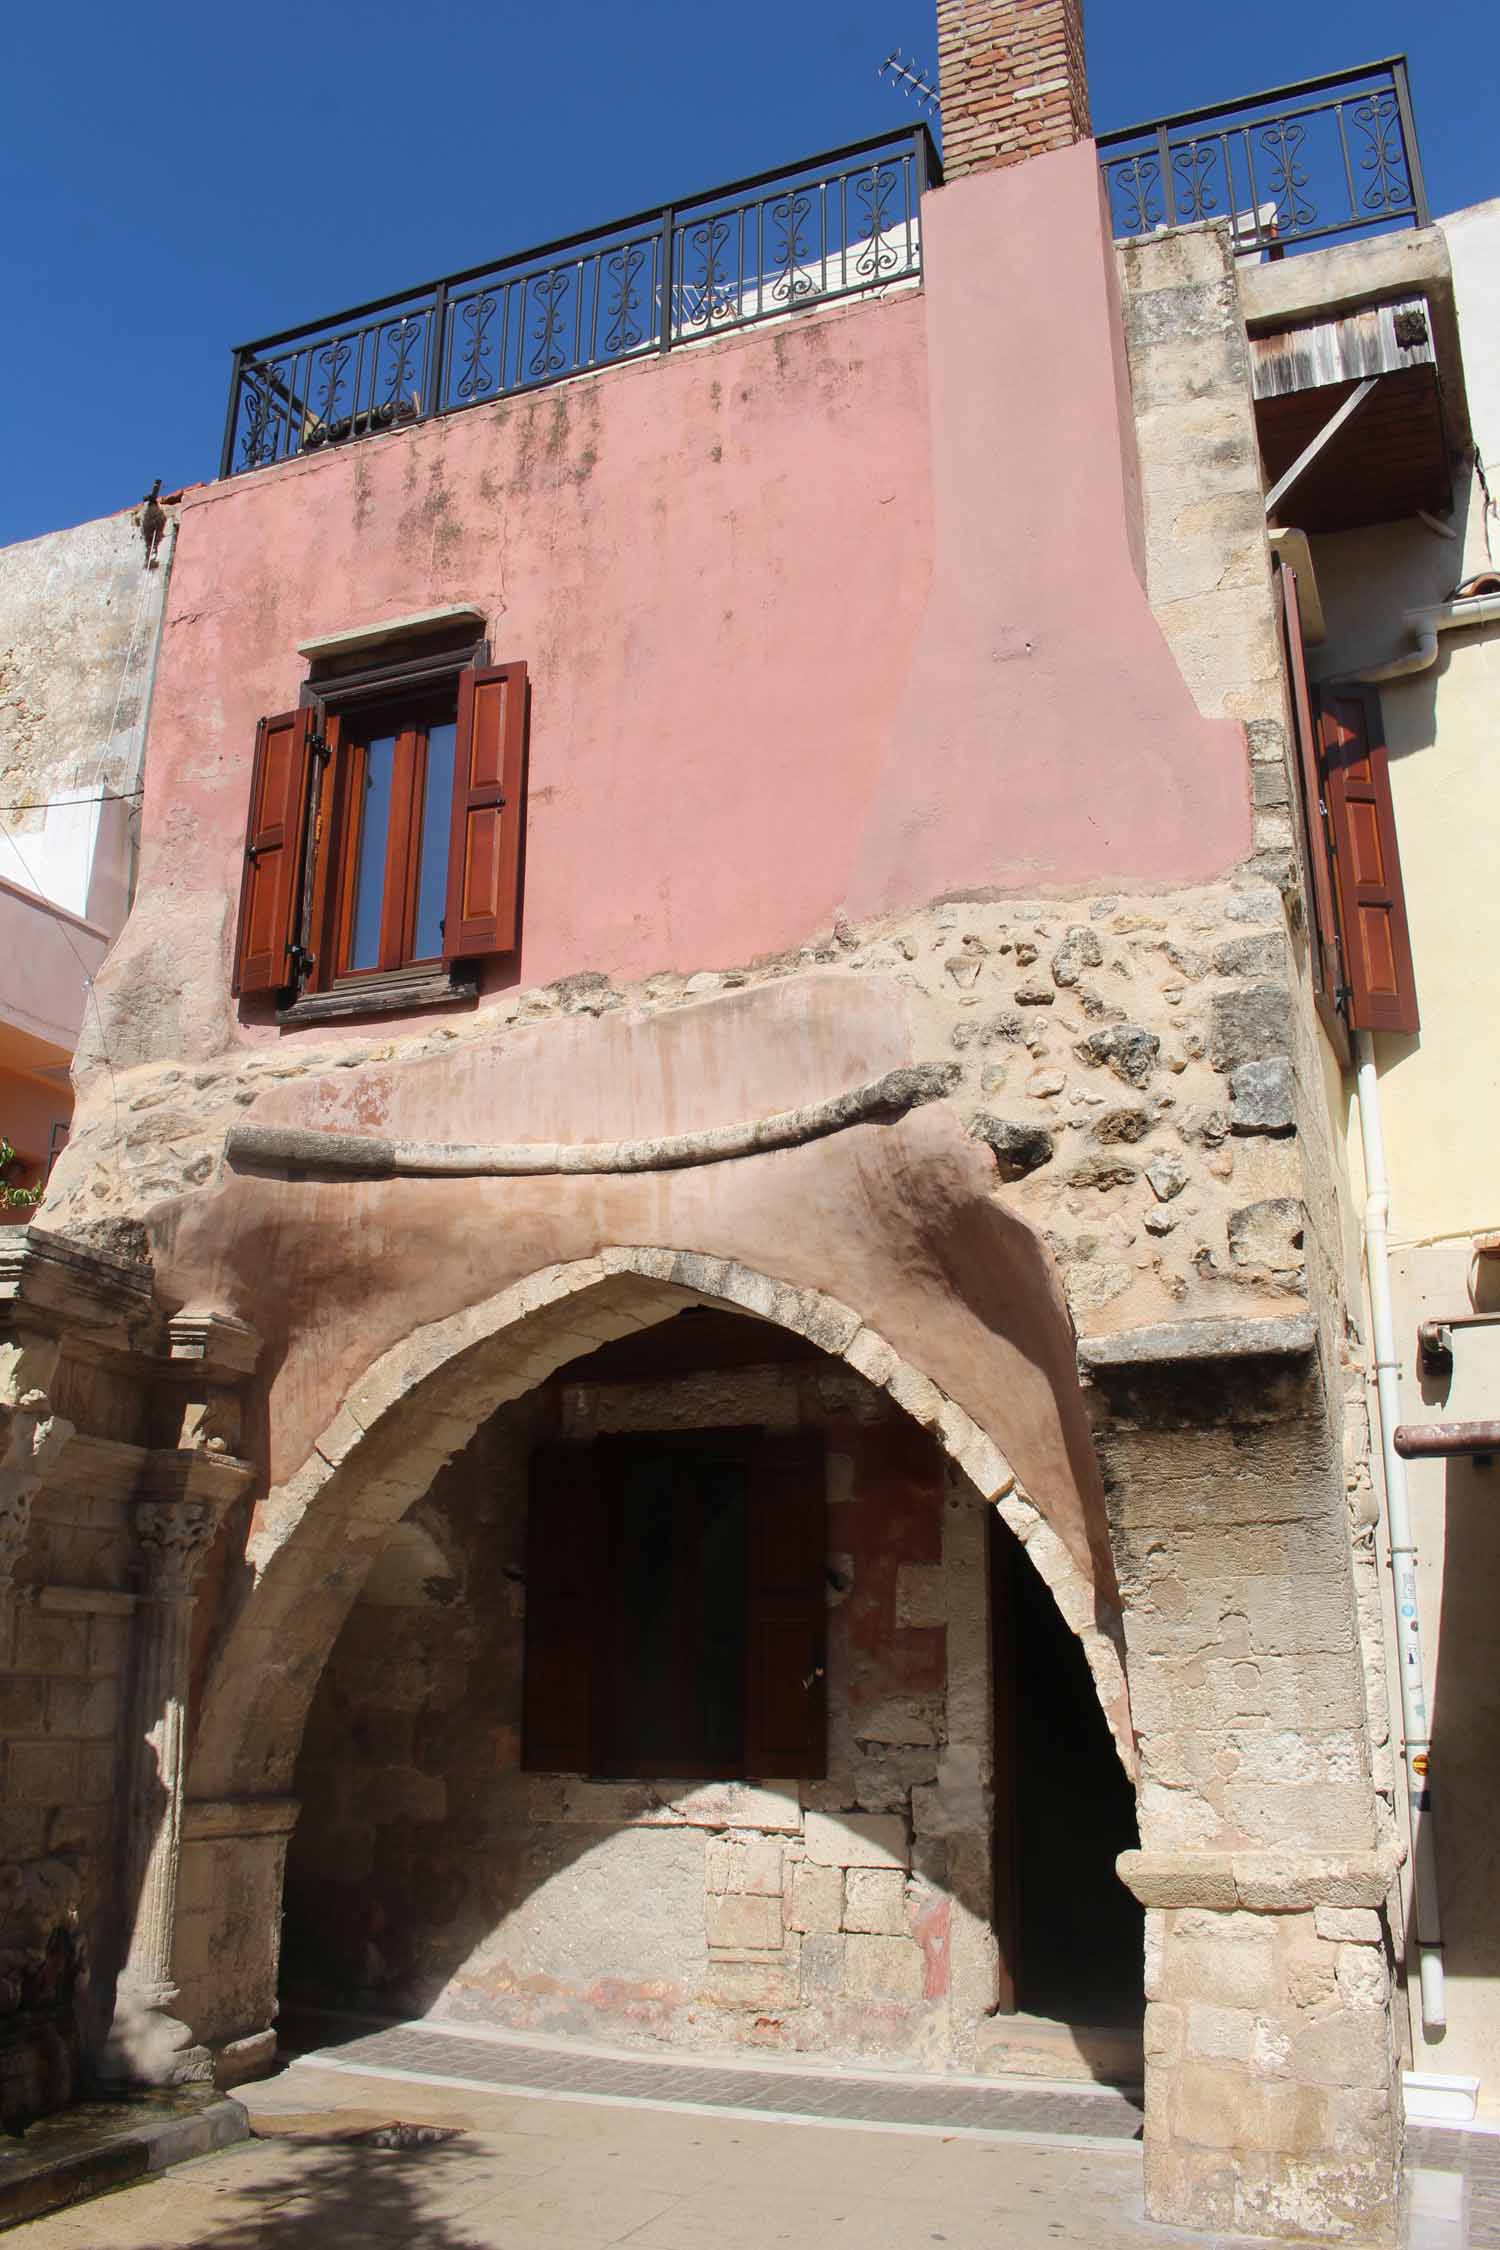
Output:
232,626,527,1021
1278,559,1419,1048
522,1431,828,1781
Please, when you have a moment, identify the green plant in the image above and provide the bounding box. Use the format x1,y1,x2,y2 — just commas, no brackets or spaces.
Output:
0,1139,43,1209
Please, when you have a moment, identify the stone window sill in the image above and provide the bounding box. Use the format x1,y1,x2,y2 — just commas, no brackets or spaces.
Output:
276,966,478,1027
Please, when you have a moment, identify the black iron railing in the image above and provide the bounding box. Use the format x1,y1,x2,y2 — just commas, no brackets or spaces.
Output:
1099,58,1429,257
221,127,938,479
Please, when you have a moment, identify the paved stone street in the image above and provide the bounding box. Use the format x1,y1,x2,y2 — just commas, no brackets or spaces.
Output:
6,2025,1495,2247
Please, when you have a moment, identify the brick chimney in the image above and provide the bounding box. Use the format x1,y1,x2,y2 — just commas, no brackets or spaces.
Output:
936,0,1091,178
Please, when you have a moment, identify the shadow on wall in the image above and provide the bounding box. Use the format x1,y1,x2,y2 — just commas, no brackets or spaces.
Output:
279,1374,971,2051
1426,1447,1500,2014
277,1337,1141,2057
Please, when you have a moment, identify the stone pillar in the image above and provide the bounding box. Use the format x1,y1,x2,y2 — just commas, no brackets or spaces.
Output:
101,1449,253,2085
935,0,1090,181
1121,1848,1402,2245
1084,1317,1403,2244
173,1798,301,2087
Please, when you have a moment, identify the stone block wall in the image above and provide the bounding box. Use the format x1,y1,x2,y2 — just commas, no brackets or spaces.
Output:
2,1450,142,2115
283,1355,1001,2066
1143,1897,1396,2241
1115,217,1352,1389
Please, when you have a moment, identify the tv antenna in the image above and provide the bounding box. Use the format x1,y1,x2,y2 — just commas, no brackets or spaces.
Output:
878,50,940,116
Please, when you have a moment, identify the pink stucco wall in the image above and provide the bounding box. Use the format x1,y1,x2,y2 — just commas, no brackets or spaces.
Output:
121,141,1246,1060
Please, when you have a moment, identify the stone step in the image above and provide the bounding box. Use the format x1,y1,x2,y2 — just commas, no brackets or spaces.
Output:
0,2086,247,2231
973,2013,1144,2090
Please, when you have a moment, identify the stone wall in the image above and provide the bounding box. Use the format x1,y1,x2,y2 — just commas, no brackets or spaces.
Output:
0,500,172,925
284,1358,1000,2067
48,878,1316,1351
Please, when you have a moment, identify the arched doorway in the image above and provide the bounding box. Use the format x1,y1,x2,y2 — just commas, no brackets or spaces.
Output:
275,1303,1140,2070
175,1251,1134,2083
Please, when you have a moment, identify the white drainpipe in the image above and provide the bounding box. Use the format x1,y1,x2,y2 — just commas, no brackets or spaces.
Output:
1354,1030,1445,2033
1337,588,1500,686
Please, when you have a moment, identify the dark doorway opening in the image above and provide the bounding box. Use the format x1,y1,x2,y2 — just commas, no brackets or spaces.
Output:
990,1513,1143,2025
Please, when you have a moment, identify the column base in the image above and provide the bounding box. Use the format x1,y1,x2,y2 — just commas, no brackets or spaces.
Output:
98,1979,213,2089
212,2029,278,2089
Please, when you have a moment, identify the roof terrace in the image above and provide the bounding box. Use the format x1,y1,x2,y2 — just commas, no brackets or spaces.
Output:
220,57,1428,482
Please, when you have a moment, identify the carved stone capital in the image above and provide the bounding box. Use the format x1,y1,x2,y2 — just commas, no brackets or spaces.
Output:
134,1448,255,1597
135,1499,225,1597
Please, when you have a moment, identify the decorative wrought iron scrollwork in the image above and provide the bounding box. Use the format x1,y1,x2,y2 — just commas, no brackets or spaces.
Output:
1170,138,1221,223
853,164,900,278
679,216,740,330
238,376,277,471
1258,116,1315,236
601,241,649,356
1105,153,1162,237
381,315,425,407
527,266,573,380
315,337,353,424
224,129,937,475
455,290,497,401
770,190,816,304
1351,92,1410,213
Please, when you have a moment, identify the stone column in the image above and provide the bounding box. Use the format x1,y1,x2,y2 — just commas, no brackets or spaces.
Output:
101,1449,253,2085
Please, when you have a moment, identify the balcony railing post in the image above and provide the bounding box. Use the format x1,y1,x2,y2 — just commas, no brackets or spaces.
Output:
1390,57,1430,228
219,349,243,482
424,282,449,420
658,204,677,354
1156,122,1178,226
913,124,931,200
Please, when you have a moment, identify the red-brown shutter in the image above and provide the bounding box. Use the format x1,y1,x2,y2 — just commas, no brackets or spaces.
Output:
444,661,527,963
1278,565,1347,1053
522,1445,600,1774
1317,686,1420,1036
744,1436,827,1779
232,707,314,995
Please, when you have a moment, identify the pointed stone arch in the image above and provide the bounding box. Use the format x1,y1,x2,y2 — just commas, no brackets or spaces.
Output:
188,1246,1132,1811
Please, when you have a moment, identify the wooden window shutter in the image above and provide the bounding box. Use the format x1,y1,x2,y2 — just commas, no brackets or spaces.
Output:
1317,686,1420,1036
444,661,527,963
233,707,315,995
1278,563,1348,1057
744,1435,827,1779
522,1444,600,1773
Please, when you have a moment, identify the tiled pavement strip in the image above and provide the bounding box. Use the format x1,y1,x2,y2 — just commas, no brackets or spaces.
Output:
8,2020,1498,2247
296,2015,1151,2142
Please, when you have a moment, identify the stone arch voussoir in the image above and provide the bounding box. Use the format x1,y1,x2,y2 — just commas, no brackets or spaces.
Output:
191,1248,1132,1800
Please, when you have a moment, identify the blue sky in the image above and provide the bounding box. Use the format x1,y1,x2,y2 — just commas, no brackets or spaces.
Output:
4,0,1496,547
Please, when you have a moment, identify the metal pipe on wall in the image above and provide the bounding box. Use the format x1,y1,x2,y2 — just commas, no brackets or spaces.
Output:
1355,1029,1446,2032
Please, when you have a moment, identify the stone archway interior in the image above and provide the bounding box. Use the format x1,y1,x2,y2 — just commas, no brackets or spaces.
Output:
280,1305,1142,2071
